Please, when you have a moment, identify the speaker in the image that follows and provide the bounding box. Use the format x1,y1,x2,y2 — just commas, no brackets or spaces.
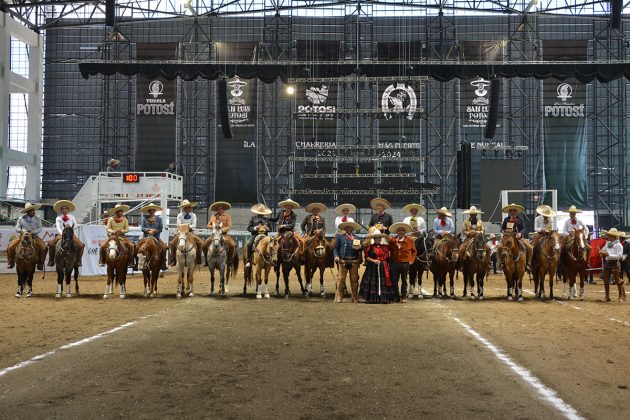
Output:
217,79,233,139
484,78,501,139
105,0,116,27
611,0,622,29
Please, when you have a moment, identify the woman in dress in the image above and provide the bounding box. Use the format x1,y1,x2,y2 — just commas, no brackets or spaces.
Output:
360,230,399,304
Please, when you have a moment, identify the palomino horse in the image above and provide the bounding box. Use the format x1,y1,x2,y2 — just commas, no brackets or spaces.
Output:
409,235,433,299
137,236,162,297
104,235,131,299
460,233,490,300
175,226,196,298
499,233,527,301
207,225,239,296
430,234,460,298
532,231,561,300
55,225,79,298
15,232,39,298
250,236,279,299
560,228,589,300
276,231,306,297
303,228,329,297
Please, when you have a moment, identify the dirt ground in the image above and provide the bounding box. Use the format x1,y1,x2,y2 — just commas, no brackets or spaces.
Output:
0,268,629,419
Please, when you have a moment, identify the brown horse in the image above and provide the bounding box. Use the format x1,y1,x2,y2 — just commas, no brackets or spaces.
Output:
103,235,131,299
499,233,527,301
430,234,460,298
276,232,306,297
138,236,162,297
560,228,590,300
460,233,491,300
532,231,561,300
15,232,40,298
303,228,330,297
249,235,279,299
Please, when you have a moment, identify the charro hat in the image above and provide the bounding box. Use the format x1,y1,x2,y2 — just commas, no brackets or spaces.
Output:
436,207,452,217
536,205,557,218
251,203,272,215
305,203,327,213
141,204,162,213
335,204,356,215
20,202,41,214
502,203,525,213
107,158,120,166
370,198,391,210
463,206,484,215
210,201,231,211
110,203,130,214
367,229,388,240
567,205,583,213
602,227,625,238
53,200,76,213
278,199,300,209
338,221,361,232
403,203,426,214
390,222,413,234
178,199,197,209
489,233,496,239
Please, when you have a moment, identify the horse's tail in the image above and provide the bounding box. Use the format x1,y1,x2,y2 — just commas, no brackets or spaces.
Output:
232,250,240,276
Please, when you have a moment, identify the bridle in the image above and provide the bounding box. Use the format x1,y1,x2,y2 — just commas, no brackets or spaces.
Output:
281,235,299,262
177,231,195,255
58,226,75,255
501,234,523,263
17,233,36,260
209,228,227,257
567,230,588,262
107,237,122,261
255,237,278,265
415,235,433,268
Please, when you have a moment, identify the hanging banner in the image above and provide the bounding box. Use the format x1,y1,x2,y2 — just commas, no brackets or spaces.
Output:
294,83,338,149
135,43,178,171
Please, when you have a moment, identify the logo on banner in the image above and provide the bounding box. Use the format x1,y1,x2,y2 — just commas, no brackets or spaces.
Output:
381,83,417,120
545,82,584,118
227,77,252,126
148,80,164,98
306,85,329,105
228,77,247,106
297,84,336,119
464,77,493,126
556,83,572,102
137,79,174,116
471,78,491,105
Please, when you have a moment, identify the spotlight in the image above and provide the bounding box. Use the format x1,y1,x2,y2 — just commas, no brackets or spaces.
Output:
286,85,295,95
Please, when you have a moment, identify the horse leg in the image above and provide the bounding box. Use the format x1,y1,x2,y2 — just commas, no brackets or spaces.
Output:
104,267,112,299
74,266,80,294
275,265,281,296
188,266,194,297
296,265,306,297
264,267,271,299
462,271,468,298
319,266,326,297
478,272,485,300
579,268,586,300
449,271,455,299
26,272,33,297
219,264,226,296
56,269,63,298
119,271,126,299
507,273,514,301
548,269,554,300
65,268,72,297
210,267,215,295
283,265,290,298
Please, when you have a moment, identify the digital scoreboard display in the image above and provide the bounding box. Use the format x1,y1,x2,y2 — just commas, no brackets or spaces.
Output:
122,173,141,183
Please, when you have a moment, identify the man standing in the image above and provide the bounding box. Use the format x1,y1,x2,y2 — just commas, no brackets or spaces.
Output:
368,198,393,233
47,200,85,268
388,222,417,303
402,203,427,236
333,221,362,303
6,203,48,271
599,228,626,302
486,234,499,274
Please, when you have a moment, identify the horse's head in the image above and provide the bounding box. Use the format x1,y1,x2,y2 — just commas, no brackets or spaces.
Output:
210,225,223,250
267,237,280,265
61,225,74,249
500,233,517,261
312,235,327,258
280,233,298,260
448,237,460,262
107,237,120,261
20,231,33,247
472,233,486,259
570,228,587,260
177,230,191,253
550,231,561,254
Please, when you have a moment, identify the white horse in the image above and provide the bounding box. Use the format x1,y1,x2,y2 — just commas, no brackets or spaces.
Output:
175,226,197,298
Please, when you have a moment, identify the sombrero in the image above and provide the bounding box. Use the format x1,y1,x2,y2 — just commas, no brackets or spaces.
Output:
489,233,496,239
141,204,162,213
403,203,426,214
210,201,231,211
305,203,327,213
436,207,452,217
390,222,412,234
107,158,120,166
463,206,484,215
251,203,272,215
20,202,41,214
335,204,356,215
110,203,130,214
602,228,625,238
370,198,391,210
338,221,361,231
502,203,525,213
278,199,300,209
178,199,197,209
567,205,583,213
367,229,388,240
536,205,557,218
53,200,76,213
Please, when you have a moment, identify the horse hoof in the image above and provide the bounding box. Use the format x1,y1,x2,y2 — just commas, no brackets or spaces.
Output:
26,291,32,298
320,292,326,298
285,294,290,299
470,295,476,300
176,293,182,299
189,292,195,298
256,294,262,299
264,293,270,299
518,296,524,302
143,293,148,298
120,294,126,299
103,294,108,299
66,293,71,298
507,296,513,301
562,293,567,299
55,293,61,298
15,293,21,298
479,295,484,301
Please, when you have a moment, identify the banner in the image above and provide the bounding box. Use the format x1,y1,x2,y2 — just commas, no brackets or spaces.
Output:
78,225,109,276
135,43,178,171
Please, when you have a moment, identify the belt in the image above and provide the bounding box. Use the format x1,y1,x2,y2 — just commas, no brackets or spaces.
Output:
339,259,358,263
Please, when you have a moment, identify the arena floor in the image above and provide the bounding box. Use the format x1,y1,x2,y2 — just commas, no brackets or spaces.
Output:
0,269,629,419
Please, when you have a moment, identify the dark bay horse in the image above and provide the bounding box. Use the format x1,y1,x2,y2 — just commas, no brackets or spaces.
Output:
303,228,329,297
560,228,589,300
15,232,39,298
104,235,131,299
276,232,306,298
532,231,561,300
409,234,433,299
499,233,526,301
460,233,490,300
138,236,162,297
55,225,79,298
430,234,460,298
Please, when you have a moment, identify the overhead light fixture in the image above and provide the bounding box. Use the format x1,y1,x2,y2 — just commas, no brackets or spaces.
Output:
286,85,295,95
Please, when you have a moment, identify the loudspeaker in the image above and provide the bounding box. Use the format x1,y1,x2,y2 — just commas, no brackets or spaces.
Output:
105,0,116,27
611,0,622,29
484,78,501,139
217,79,233,139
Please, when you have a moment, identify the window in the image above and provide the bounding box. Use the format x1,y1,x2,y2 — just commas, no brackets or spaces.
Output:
7,166,27,200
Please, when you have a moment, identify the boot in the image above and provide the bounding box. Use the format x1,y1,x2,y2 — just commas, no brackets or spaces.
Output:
47,244,56,267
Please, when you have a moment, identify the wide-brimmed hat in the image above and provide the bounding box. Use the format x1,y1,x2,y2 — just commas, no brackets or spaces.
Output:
278,199,300,209
107,158,120,166
502,203,525,213
110,203,130,214
251,203,272,215
338,221,361,232
602,228,625,238
489,233,496,239
210,201,231,211
390,222,412,234
53,200,76,213
463,206,484,215
536,205,557,218
141,204,162,213
403,203,426,214
370,198,391,210
178,199,197,209
335,204,356,215
367,229,388,240
20,202,41,214
436,207,452,217
567,205,583,213
305,203,327,213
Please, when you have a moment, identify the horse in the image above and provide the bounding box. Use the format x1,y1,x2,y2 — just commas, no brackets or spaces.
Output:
532,231,561,300
55,225,79,298
137,236,162,297
499,232,527,301
251,236,279,299
408,234,434,299
206,225,239,296
276,231,306,298
103,235,131,299
460,233,490,300
560,228,589,300
430,234,460,298
303,228,330,297
14,232,39,298
175,226,196,298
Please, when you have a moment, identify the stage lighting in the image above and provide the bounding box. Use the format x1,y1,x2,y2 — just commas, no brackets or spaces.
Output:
286,85,295,95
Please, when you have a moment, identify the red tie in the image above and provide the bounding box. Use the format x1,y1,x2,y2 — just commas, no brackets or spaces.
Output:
571,220,576,225
62,215,69,222
510,217,517,223
440,219,446,227
342,217,347,222
346,234,354,241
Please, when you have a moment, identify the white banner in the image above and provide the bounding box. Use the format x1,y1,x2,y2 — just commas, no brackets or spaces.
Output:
78,225,109,276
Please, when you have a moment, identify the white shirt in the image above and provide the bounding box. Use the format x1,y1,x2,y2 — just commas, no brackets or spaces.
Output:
486,240,499,254
403,216,427,234
602,240,624,261
177,211,197,228
55,214,77,234
534,215,555,233
562,217,589,237
335,216,356,232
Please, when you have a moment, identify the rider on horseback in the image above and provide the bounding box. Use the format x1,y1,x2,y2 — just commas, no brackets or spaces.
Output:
500,203,533,272
6,202,47,271
99,203,135,268
135,204,168,272
433,207,455,241
531,205,557,254
205,201,235,264
245,203,273,268
402,203,427,237
301,202,327,240
562,205,589,237
270,199,302,254
169,199,203,266
47,200,85,268
459,206,485,258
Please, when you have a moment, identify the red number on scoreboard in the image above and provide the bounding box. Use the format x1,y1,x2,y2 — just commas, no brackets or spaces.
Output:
123,173,140,183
